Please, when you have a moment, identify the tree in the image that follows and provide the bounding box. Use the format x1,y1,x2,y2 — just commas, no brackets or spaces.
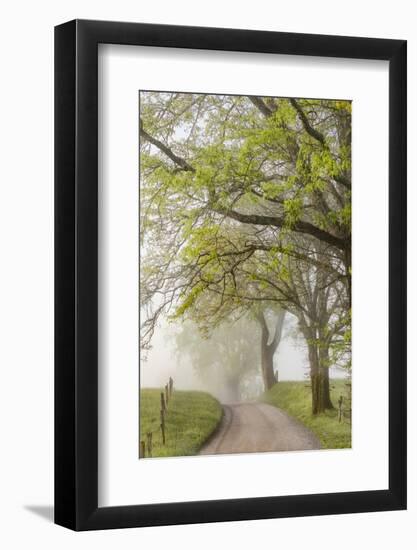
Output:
140,92,351,412
193,231,349,413
232,233,349,413
257,308,286,390
174,316,262,401
284,241,348,413
140,93,351,332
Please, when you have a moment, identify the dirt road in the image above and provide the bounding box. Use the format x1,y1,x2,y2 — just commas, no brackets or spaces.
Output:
199,402,320,455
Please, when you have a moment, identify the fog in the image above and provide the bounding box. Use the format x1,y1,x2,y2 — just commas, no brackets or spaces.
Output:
140,313,346,403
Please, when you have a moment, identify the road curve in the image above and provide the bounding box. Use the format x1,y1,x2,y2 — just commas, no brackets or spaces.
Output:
199,402,320,455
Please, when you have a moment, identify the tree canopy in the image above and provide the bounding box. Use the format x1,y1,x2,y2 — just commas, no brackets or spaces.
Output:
140,91,351,413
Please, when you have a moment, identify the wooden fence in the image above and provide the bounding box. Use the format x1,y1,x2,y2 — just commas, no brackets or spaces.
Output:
338,381,352,424
139,376,174,458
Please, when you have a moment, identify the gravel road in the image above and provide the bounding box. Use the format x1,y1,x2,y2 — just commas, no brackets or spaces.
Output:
199,402,320,455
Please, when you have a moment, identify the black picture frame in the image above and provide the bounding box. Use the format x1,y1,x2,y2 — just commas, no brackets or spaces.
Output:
55,19,407,531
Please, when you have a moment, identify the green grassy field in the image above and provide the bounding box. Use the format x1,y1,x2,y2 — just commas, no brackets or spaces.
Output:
261,379,351,449
139,389,222,458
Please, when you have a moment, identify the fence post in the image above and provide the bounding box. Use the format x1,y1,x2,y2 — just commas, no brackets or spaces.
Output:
169,376,173,396
146,432,153,457
160,392,166,412
338,395,343,423
140,440,146,458
165,384,169,406
160,409,166,445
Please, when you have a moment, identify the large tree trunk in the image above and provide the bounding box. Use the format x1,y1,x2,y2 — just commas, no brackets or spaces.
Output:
305,332,334,414
261,332,276,391
319,344,334,410
258,309,286,391
308,342,322,415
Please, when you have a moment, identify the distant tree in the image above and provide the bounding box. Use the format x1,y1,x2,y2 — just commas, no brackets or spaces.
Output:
174,316,261,401
256,308,286,390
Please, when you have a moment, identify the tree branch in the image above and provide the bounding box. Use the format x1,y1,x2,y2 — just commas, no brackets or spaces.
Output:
218,207,346,250
141,121,347,251
248,96,274,118
289,101,351,189
270,309,286,352
140,119,195,172
289,98,326,145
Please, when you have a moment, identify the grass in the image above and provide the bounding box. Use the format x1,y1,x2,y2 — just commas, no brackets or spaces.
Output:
261,379,351,449
139,388,222,458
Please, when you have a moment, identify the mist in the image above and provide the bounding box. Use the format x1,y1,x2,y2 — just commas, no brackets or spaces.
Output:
140,313,346,403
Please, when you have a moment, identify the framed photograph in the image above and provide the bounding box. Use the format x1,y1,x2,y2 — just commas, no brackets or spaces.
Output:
55,19,406,531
